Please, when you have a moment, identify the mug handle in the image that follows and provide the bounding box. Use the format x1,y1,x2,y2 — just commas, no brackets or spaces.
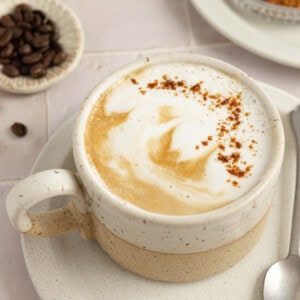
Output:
6,169,93,239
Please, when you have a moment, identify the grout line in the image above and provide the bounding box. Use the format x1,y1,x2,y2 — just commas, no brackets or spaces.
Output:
183,0,195,47
192,41,233,50
83,42,233,57
45,90,50,140
0,179,20,185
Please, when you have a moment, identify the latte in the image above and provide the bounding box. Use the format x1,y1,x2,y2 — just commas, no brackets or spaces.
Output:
85,62,272,215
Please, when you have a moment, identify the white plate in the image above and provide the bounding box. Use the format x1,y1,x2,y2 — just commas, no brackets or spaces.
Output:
22,82,298,300
190,0,300,68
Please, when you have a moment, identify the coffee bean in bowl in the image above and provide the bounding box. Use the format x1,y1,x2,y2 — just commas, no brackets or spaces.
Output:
0,0,83,94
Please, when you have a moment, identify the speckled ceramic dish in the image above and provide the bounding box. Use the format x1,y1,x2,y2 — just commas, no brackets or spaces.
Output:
0,0,84,94
20,82,297,299
191,0,300,68
229,0,300,21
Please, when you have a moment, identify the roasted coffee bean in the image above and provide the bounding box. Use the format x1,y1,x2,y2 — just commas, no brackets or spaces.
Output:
51,41,62,52
17,38,25,47
53,51,67,65
33,10,46,22
0,43,14,58
32,34,49,48
13,7,23,22
11,50,18,58
50,32,59,42
0,30,13,47
0,57,10,64
39,45,50,53
22,51,42,64
17,21,31,30
11,26,23,39
15,4,32,13
19,43,32,55
24,30,33,43
11,57,22,68
0,27,5,36
32,12,42,28
11,122,27,137
42,50,54,68
19,64,29,75
0,15,15,28
23,11,33,22
38,24,53,33
30,63,46,78
2,64,20,77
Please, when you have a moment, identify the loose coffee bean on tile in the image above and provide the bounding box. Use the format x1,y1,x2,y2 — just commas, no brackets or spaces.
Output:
2,64,20,77
22,51,42,64
30,63,46,78
11,122,27,137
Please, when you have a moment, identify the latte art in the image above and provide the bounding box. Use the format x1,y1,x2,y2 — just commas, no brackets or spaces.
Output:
85,62,272,215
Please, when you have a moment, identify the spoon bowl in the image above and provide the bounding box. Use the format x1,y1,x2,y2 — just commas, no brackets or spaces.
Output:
264,255,300,300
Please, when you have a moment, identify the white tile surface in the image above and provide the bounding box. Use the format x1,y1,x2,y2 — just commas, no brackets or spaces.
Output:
188,1,228,46
0,92,47,180
62,0,190,51
0,184,39,300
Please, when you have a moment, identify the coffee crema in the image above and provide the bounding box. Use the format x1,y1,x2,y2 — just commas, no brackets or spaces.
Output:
85,62,272,215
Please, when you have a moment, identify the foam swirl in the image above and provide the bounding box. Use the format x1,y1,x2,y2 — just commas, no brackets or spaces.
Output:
85,63,272,215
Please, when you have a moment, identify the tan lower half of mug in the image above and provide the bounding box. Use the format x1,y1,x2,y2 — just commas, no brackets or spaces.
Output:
91,212,268,282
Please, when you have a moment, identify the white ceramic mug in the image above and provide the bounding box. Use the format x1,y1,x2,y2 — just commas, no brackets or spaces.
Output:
6,54,285,282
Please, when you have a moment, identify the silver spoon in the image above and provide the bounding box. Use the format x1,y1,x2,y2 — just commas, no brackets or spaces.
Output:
263,106,300,300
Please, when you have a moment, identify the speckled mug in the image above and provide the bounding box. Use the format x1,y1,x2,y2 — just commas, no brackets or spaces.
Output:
6,54,285,282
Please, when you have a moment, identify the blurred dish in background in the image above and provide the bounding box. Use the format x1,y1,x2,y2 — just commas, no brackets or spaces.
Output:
230,0,300,22
190,0,300,68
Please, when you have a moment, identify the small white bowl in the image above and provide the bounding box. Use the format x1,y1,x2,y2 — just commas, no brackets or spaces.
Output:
0,0,84,94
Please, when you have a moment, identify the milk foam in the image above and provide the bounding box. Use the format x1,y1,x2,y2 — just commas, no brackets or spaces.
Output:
85,62,272,215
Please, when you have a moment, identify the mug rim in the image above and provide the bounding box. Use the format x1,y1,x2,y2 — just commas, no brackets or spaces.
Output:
73,53,285,226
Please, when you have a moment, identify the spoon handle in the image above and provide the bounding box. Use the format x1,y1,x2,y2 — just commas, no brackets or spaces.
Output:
289,106,300,256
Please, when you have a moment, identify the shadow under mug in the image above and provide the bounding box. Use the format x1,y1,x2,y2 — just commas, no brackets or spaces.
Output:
6,54,285,282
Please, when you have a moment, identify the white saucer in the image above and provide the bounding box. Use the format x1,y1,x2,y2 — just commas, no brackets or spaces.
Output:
22,82,298,300
190,0,300,68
